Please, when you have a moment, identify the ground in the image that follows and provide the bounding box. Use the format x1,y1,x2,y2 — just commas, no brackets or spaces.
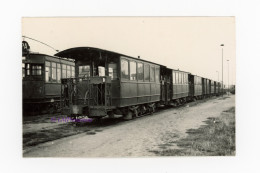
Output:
23,95,235,157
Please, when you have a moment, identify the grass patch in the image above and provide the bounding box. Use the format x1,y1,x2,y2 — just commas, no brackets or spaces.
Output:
151,107,236,156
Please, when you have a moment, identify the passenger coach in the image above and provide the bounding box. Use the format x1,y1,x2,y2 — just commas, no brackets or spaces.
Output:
23,53,75,115
55,47,161,120
55,47,222,120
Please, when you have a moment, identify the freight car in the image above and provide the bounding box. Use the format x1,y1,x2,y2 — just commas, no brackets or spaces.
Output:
23,53,75,115
55,47,221,120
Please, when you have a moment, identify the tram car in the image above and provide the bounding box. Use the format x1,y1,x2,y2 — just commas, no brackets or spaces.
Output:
56,47,162,120
23,53,75,115
55,47,222,120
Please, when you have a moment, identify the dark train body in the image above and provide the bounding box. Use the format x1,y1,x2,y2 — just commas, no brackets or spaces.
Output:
22,53,75,115
53,47,223,120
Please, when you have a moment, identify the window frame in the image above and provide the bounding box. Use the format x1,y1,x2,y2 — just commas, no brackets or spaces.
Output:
172,71,175,84
108,63,117,80
155,66,160,83
144,63,150,82
67,65,71,78
71,66,75,77
176,72,179,84
150,65,155,82
22,63,25,78
130,61,137,81
45,61,51,83
31,64,43,76
51,62,57,83
57,63,61,83
79,65,90,77
25,63,30,76
121,58,130,80
137,62,144,81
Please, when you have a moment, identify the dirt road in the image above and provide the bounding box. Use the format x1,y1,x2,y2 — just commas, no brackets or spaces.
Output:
23,95,235,157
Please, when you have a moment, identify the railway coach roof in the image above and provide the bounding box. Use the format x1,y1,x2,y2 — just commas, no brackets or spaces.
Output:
27,53,75,62
55,47,163,66
171,68,191,74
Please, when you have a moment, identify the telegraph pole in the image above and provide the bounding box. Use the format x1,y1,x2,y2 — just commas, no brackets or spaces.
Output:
220,44,224,97
227,59,229,95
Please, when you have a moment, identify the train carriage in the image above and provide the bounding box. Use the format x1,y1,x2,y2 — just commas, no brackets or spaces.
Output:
53,46,224,120
189,75,203,99
23,53,75,115
172,70,189,102
213,81,217,95
202,78,206,96
55,47,161,119
216,82,221,96
206,78,211,97
210,80,215,95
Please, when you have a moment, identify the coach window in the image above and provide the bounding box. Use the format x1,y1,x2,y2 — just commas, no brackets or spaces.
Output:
150,65,155,82
62,64,66,78
98,66,105,76
45,61,51,82
79,65,90,77
176,72,178,84
179,73,181,84
175,72,178,84
71,66,75,77
67,65,71,78
57,64,61,83
155,67,160,82
51,62,57,82
22,63,25,78
108,63,117,79
32,65,42,76
121,59,129,80
137,63,144,81
130,61,137,80
172,71,175,84
26,64,30,76
144,64,150,81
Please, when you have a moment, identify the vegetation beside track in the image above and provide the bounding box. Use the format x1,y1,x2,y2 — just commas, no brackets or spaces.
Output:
151,106,236,156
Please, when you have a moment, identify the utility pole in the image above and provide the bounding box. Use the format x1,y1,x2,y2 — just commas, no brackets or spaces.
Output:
220,44,224,97
227,59,229,96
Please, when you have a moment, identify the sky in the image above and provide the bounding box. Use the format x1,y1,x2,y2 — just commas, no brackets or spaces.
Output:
22,17,236,85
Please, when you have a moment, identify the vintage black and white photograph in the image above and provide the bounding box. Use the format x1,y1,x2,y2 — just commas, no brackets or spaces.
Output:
22,17,236,157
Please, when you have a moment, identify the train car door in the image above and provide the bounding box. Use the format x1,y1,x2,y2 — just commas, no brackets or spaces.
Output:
160,67,171,104
189,74,194,97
